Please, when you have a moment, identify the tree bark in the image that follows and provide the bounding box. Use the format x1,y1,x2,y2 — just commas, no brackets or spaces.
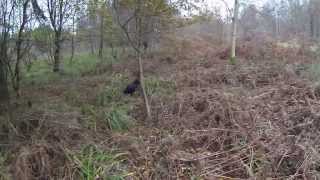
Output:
276,12,280,40
138,53,151,120
310,13,314,38
47,0,65,72
53,33,61,72
99,18,104,58
98,14,104,58
14,38,22,97
0,57,9,114
137,0,151,120
230,0,239,65
70,34,75,63
70,15,75,63
89,35,95,55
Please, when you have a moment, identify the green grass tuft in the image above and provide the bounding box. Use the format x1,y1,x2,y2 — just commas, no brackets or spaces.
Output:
80,104,100,131
0,152,9,179
308,63,320,81
96,74,129,106
69,145,129,180
144,76,176,97
80,103,134,132
104,106,133,132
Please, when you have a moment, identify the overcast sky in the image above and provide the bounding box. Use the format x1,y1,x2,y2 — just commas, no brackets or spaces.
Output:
193,0,269,17
204,0,268,8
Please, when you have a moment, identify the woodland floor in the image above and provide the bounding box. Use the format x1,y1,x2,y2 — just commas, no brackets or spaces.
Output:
3,36,320,179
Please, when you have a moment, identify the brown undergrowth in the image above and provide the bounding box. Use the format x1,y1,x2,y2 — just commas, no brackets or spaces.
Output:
118,37,320,179
3,35,320,179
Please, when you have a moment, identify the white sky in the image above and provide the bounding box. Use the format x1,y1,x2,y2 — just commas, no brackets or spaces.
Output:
204,0,268,8
193,0,269,17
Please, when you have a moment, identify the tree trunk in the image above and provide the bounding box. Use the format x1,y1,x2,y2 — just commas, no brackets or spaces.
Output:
137,0,151,120
0,59,9,114
0,21,10,113
89,34,95,55
53,33,61,72
310,13,314,38
70,34,75,63
13,0,29,98
138,53,151,120
14,29,26,98
230,0,239,65
14,39,22,98
316,19,320,39
98,14,104,58
276,13,280,40
70,16,75,63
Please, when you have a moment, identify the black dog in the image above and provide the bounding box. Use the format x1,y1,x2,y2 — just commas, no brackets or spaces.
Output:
143,41,148,50
123,79,140,95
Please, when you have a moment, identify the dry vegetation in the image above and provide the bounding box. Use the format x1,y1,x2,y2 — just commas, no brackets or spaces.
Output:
2,33,320,179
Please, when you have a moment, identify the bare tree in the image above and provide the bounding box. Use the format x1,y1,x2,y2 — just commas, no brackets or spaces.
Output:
88,0,98,55
113,0,151,119
12,0,30,98
0,0,15,112
0,53,10,114
239,4,259,39
111,0,174,119
9,0,45,98
230,0,239,64
70,3,77,62
308,0,320,39
46,0,73,72
98,1,107,58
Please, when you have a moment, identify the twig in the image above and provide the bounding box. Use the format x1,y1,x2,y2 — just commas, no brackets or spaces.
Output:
240,158,255,178
184,128,241,133
275,150,289,173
